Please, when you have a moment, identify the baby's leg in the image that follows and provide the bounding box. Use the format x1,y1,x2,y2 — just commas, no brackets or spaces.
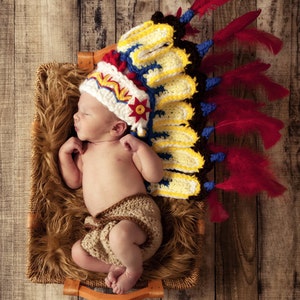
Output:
108,220,147,294
71,240,111,273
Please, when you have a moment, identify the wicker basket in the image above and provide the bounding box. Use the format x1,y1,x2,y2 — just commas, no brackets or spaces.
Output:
27,62,205,299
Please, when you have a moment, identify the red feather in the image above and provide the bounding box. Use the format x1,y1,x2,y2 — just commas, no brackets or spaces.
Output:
207,96,284,149
214,112,284,149
200,51,234,74
219,60,290,101
253,73,290,101
207,191,229,222
191,0,231,17
235,28,283,54
209,96,269,122
190,0,209,10
212,147,286,197
213,10,261,44
207,94,263,112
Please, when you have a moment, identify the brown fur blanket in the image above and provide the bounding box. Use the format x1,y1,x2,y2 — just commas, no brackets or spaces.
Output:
27,62,205,289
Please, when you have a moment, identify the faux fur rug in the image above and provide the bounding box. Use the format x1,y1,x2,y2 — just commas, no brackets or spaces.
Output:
27,62,205,289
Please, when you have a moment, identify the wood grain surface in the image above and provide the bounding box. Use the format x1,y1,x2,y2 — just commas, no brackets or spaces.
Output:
0,0,299,299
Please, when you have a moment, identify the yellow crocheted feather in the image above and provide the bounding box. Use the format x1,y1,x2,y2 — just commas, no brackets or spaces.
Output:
144,48,191,87
160,147,205,173
151,126,199,150
149,171,200,199
155,75,197,108
152,102,194,127
118,21,174,67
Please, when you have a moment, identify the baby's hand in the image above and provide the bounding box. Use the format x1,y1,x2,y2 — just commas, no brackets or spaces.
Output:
120,134,142,152
60,137,84,155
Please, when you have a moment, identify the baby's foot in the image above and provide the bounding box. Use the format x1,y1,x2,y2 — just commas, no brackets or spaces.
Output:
105,265,125,288
112,268,143,294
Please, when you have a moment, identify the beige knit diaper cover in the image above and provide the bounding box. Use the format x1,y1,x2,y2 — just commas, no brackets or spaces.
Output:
81,193,162,267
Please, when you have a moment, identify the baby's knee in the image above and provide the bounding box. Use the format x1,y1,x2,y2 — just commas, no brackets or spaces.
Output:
109,220,146,247
109,223,129,247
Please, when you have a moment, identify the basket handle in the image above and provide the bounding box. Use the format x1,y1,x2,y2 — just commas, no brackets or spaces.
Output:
63,278,164,300
78,44,117,72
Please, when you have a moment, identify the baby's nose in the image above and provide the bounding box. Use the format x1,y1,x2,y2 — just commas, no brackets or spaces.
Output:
73,113,78,121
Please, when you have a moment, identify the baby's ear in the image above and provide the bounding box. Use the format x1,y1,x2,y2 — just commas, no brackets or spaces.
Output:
111,120,128,137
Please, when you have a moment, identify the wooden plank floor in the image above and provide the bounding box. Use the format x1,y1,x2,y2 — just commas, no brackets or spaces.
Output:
0,0,299,299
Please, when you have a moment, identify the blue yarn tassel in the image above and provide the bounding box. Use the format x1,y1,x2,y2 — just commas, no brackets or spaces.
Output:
180,9,195,24
197,40,214,57
210,152,226,162
204,181,215,191
201,126,215,139
200,102,217,116
206,77,221,91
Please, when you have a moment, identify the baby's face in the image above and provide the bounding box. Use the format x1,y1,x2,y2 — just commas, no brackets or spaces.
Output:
73,93,118,142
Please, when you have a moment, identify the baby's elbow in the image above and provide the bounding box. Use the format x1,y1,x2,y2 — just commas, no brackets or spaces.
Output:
142,158,164,183
149,168,164,183
155,161,164,182
157,169,164,183
64,177,82,190
67,182,82,190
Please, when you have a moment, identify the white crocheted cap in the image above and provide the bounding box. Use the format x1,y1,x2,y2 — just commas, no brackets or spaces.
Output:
79,61,151,137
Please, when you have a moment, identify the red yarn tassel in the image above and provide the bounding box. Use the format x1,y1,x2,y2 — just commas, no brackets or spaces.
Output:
213,10,261,44
212,146,286,197
207,191,229,222
191,0,231,17
219,60,290,101
208,95,284,149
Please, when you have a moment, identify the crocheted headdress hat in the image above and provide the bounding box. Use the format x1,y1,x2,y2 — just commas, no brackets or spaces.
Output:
79,0,289,221
79,61,151,137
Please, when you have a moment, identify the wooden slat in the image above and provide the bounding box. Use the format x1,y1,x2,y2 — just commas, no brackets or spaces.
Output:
115,0,159,40
288,0,300,296
80,0,116,51
12,1,79,299
0,1,17,298
213,1,259,299
256,1,300,299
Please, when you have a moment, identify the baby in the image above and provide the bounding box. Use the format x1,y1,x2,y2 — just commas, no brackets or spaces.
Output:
58,66,163,294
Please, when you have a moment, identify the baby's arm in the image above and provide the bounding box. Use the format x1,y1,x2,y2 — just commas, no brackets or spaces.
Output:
120,134,163,183
58,137,83,189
